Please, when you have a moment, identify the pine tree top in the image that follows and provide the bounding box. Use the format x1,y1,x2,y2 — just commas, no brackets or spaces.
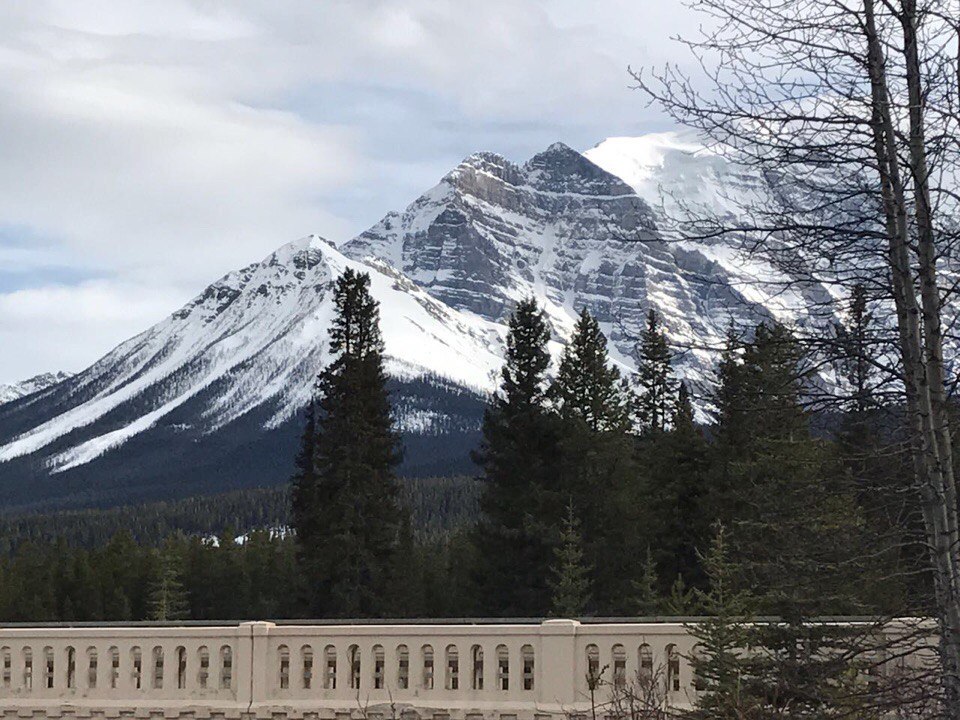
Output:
500,297,552,410
329,268,385,360
635,308,675,434
551,307,628,432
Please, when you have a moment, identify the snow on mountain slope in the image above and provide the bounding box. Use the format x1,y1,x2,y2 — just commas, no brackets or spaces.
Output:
583,132,783,230
583,133,834,315
0,372,74,405
586,133,843,316
342,138,837,391
0,238,504,474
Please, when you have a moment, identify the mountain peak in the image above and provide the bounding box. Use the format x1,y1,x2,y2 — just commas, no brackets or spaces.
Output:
524,140,632,195
0,130,849,507
267,234,338,266
584,132,755,218
461,150,511,168
525,140,582,167
543,140,578,154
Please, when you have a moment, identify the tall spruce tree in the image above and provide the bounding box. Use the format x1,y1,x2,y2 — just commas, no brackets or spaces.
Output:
290,401,318,567
472,298,558,616
547,308,645,614
833,284,878,417
291,268,405,617
712,327,750,449
632,310,710,594
547,308,647,613
713,323,867,605
687,523,760,720
635,309,673,435
638,380,711,593
631,548,661,615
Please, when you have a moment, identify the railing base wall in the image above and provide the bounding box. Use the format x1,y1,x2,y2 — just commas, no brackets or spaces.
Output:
0,708,620,720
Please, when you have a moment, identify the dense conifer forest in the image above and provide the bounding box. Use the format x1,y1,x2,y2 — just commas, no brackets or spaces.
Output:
0,476,479,553
0,276,932,627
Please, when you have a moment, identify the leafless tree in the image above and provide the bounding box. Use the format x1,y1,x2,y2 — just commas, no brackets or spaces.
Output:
578,662,679,720
606,666,678,720
632,0,960,713
586,661,611,720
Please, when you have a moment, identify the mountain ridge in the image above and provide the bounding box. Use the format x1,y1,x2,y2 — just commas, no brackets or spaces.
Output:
0,371,74,405
0,133,842,511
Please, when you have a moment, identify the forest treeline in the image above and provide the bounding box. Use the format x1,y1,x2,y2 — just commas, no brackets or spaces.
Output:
0,277,928,624
0,476,479,553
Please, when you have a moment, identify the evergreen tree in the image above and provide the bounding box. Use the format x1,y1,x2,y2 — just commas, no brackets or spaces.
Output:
711,327,748,453
634,309,673,435
687,523,760,720
550,309,645,614
147,544,189,621
551,308,629,431
549,500,592,617
1,542,53,621
666,575,695,615
833,284,878,417
291,268,405,617
709,322,876,715
99,531,145,620
631,548,661,615
498,297,552,409
472,297,558,616
833,286,921,612
386,515,425,617
717,323,867,609
637,380,710,593
290,401,318,565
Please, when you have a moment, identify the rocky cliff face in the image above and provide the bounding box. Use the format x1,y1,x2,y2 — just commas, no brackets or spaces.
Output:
347,144,656,330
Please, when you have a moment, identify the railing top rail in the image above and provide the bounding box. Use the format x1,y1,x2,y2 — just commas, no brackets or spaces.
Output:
0,615,922,629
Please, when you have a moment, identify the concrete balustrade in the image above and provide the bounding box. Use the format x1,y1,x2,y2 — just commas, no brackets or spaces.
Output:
0,618,932,719
0,620,702,718
0,625,241,707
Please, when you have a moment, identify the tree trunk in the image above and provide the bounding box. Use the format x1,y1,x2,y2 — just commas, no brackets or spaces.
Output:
899,0,960,708
865,0,960,710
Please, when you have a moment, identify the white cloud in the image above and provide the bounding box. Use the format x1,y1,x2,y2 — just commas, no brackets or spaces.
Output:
0,280,182,380
0,44,361,284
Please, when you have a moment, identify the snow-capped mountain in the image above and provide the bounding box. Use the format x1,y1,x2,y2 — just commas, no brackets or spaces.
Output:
344,135,834,388
0,133,840,512
0,372,74,405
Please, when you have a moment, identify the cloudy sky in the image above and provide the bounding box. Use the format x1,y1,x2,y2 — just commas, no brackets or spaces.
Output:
0,0,702,384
